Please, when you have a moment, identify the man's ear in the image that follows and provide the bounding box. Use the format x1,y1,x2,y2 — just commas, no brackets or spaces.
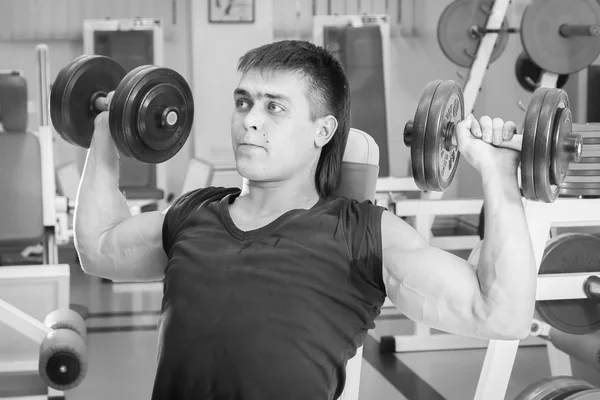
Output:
315,115,338,148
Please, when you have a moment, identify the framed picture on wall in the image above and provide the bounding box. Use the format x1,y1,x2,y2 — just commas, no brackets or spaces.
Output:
209,0,255,23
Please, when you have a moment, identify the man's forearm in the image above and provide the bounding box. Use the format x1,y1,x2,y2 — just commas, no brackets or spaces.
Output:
476,167,536,334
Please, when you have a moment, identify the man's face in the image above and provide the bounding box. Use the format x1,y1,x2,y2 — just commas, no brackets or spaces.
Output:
230,68,322,185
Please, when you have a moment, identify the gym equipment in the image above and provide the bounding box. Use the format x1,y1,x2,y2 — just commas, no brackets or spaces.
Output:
38,308,88,390
0,70,28,132
521,0,600,75
532,320,600,373
438,0,600,75
536,233,600,335
50,55,194,164
514,376,596,400
515,51,569,93
559,123,600,198
437,0,510,68
403,80,583,202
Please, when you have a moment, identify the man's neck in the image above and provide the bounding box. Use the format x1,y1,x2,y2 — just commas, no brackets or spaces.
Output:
237,178,320,216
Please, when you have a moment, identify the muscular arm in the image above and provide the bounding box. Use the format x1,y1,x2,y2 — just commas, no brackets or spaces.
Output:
382,169,536,340
73,113,167,282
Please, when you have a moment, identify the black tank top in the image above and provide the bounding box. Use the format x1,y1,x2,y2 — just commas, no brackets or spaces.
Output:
152,186,387,400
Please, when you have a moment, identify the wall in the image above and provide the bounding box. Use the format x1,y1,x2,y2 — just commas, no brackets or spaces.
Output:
190,0,274,188
1,0,577,202
0,0,193,196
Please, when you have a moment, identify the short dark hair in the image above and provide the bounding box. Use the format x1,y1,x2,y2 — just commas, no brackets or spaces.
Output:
237,40,351,199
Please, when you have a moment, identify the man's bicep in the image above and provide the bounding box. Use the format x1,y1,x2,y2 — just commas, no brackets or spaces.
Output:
380,211,488,338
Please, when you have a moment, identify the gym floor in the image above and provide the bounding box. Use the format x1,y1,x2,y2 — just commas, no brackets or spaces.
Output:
46,244,597,400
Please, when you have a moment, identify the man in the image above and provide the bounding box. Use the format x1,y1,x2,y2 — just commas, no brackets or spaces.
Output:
73,40,536,399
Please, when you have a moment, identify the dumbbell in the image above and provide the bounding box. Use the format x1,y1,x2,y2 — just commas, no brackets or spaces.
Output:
50,55,194,164
403,80,583,203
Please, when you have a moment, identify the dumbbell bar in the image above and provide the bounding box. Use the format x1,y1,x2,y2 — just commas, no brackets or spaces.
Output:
403,80,583,203
50,55,194,164
438,0,600,74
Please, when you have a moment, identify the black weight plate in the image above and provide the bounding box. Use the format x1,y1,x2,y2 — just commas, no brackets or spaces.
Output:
514,376,596,400
533,89,560,202
109,65,154,159
110,65,194,164
533,89,571,202
560,188,600,197
536,233,600,335
579,157,600,164
410,80,442,191
437,0,510,68
50,55,126,148
520,0,600,74
423,80,463,191
514,51,569,93
566,389,600,399
521,87,550,201
566,169,600,177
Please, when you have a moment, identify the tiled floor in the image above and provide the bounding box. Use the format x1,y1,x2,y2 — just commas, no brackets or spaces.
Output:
5,245,600,399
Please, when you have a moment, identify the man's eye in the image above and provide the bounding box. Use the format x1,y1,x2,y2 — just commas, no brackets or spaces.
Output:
269,103,284,113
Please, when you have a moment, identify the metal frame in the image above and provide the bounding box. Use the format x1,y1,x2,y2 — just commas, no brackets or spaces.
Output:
0,44,71,400
473,198,600,399
82,18,167,209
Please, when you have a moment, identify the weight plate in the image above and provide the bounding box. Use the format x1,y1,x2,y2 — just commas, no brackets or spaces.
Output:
560,188,600,197
550,93,574,185
521,87,549,201
579,157,600,164
566,169,600,177
536,233,600,335
50,55,126,148
423,80,463,191
514,376,595,400
515,51,569,93
410,80,442,191
109,65,154,160
566,389,600,399
110,65,194,164
437,0,510,68
520,0,600,74
533,89,562,202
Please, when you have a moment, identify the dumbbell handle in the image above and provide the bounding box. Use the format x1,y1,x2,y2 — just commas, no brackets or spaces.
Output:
91,92,109,113
90,90,180,128
559,23,600,37
404,119,583,161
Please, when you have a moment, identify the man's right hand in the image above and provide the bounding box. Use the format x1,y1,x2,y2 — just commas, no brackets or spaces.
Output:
92,91,115,141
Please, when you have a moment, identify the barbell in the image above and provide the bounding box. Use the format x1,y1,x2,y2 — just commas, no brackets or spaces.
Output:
438,0,600,75
403,79,583,203
50,55,194,164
